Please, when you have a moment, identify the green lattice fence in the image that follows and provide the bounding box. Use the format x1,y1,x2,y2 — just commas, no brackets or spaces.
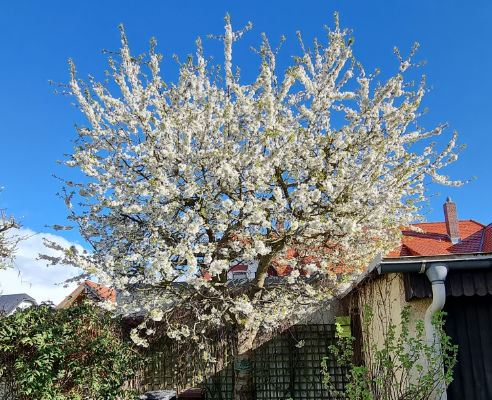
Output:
141,323,347,399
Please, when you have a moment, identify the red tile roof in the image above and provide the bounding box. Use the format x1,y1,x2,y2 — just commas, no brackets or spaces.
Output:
387,220,486,257
268,247,314,276
56,281,116,309
482,223,492,253
270,219,491,276
85,281,117,303
230,264,248,272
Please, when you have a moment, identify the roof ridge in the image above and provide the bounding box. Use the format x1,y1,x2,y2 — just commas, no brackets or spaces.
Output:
465,219,486,227
479,228,486,252
412,219,484,226
410,218,486,228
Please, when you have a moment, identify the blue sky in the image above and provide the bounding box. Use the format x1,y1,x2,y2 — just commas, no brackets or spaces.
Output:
1,1,491,301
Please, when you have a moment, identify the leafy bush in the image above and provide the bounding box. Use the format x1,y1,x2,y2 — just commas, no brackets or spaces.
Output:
0,303,141,399
322,306,457,400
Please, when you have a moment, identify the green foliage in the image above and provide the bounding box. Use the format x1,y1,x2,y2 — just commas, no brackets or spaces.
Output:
322,306,457,400
0,303,142,399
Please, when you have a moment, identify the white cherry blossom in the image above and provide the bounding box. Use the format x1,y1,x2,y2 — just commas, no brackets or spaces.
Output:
51,14,462,374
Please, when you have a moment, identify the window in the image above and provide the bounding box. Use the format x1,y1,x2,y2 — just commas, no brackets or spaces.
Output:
232,272,248,280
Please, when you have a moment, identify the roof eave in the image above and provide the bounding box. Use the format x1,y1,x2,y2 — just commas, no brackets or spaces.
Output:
379,252,492,274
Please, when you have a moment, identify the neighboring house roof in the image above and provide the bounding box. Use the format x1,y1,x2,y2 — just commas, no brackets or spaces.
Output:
86,281,116,302
271,199,491,276
268,247,316,277
0,293,37,316
201,264,251,280
482,223,492,253
56,281,116,309
230,265,248,272
387,220,486,257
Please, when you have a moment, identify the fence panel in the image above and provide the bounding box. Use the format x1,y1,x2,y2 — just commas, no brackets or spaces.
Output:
142,324,348,399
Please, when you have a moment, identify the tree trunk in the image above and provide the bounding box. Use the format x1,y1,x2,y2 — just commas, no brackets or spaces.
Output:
233,351,255,400
233,324,259,400
232,249,283,400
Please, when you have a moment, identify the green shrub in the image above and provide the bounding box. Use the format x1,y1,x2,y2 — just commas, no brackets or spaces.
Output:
322,306,457,400
0,303,141,399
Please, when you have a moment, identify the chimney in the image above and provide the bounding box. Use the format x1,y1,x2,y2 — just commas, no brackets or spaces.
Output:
443,197,461,244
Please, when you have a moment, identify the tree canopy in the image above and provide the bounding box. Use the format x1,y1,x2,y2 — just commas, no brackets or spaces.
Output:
0,191,21,270
48,14,461,358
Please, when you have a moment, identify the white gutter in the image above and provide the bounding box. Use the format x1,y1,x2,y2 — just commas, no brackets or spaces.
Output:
424,265,448,346
425,265,448,400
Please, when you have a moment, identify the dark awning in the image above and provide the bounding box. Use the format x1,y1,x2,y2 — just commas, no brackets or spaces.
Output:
403,269,492,301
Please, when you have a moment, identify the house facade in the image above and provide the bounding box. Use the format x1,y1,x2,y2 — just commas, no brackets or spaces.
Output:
0,293,37,316
56,280,116,309
341,198,492,400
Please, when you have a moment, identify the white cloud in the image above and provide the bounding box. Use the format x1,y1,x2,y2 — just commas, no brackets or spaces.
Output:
0,228,86,305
